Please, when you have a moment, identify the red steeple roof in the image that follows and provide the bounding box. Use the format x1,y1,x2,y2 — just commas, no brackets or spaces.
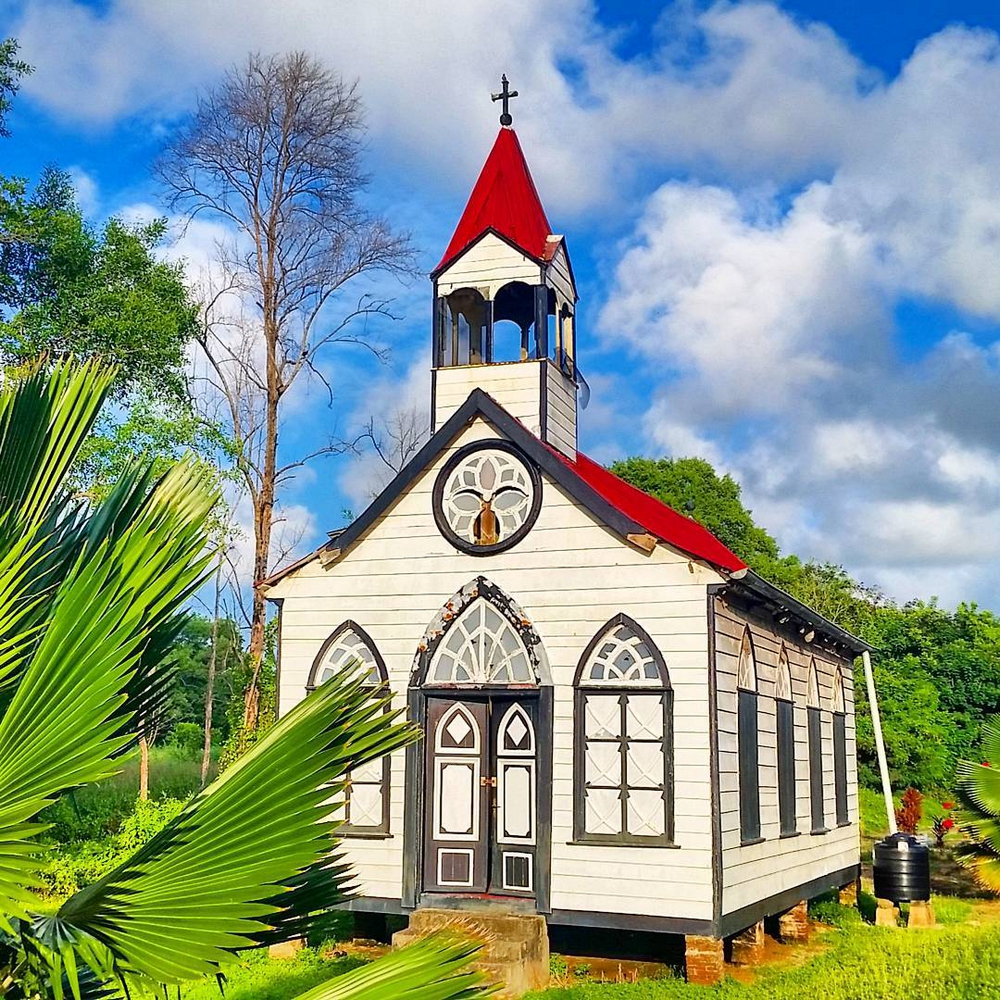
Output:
435,127,553,274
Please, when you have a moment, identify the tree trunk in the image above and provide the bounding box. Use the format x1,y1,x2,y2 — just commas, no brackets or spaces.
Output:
139,736,149,801
240,302,280,733
201,554,223,787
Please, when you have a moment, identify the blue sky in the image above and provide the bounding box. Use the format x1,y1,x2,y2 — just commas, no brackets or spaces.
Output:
4,0,1000,610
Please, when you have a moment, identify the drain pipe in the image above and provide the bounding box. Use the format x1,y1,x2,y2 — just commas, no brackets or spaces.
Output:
862,650,896,834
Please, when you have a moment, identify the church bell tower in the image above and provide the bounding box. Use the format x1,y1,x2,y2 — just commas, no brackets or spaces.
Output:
430,76,579,458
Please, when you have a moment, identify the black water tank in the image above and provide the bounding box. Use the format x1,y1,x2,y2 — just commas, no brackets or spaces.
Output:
872,832,931,902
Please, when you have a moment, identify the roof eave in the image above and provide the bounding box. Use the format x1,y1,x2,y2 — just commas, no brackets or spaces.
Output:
720,569,874,655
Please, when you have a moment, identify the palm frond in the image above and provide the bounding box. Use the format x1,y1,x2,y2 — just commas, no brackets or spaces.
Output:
55,669,417,985
0,461,214,921
294,936,493,1000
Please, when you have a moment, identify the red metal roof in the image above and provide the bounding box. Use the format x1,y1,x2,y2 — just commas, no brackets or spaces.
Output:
435,127,553,273
547,446,748,573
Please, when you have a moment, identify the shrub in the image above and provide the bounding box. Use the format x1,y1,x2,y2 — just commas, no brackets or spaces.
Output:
895,787,923,834
166,721,204,759
39,797,184,897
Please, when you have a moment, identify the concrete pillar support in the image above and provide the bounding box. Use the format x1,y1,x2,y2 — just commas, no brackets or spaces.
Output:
838,880,859,907
908,901,936,928
684,935,725,986
875,898,900,928
730,920,766,965
778,900,811,943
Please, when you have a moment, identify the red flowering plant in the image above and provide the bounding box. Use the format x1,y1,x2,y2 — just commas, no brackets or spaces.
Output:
932,803,956,847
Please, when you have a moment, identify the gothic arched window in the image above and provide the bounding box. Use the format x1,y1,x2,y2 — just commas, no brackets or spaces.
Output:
427,598,536,685
737,628,761,842
775,646,796,837
832,666,849,826
573,616,673,845
807,659,826,834
308,622,390,836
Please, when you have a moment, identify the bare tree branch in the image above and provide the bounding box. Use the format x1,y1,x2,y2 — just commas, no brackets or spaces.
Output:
159,51,416,729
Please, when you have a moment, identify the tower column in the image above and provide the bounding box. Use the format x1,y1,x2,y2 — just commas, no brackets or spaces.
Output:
533,284,548,359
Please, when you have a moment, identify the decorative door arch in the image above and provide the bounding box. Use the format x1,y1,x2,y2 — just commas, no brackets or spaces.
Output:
403,577,552,912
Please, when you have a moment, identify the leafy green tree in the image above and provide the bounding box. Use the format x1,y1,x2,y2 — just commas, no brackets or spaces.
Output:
0,360,486,999
163,613,244,746
610,456,781,568
0,38,30,138
0,167,197,402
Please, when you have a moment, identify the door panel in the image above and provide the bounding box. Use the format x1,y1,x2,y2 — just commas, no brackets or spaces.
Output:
490,699,538,896
424,699,489,892
423,695,539,899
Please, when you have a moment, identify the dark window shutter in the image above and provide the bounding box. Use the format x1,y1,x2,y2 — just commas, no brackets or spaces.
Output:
738,689,760,842
833,712,848,825
777,699,796,836
808,707,825,832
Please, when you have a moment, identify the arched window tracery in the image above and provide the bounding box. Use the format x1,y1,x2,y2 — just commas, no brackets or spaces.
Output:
573,615,673,845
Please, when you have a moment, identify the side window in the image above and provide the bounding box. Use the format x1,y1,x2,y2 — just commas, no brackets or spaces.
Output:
807,659,826,834
574,616,673,845
737,629,761,843
308,622,390,836
775,647,796,837
833,666,849,826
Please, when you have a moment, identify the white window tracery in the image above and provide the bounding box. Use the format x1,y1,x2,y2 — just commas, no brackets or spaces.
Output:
833,667,846,713
578,622,662,686
575,617,673,844
775,647,793,702
440,449,535,545
316,628,382,687
807,660,821,708
738,630,757,691
428,599,535,684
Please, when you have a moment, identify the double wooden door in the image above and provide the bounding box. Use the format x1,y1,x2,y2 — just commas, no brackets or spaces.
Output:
423,695,538,898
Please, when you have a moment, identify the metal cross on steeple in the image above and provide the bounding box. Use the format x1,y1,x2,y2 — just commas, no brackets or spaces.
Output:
491,74,518,127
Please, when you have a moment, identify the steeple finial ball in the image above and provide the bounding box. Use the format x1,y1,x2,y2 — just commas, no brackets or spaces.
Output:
491,74,519,127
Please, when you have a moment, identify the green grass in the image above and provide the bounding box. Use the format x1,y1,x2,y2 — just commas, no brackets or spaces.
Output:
177,948,364,1000
526,918,1000,999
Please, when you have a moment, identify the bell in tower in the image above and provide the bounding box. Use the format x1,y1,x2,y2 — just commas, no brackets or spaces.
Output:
429,77,579,458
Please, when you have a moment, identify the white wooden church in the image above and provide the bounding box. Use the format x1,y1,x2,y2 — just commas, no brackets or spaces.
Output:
265,86,866,980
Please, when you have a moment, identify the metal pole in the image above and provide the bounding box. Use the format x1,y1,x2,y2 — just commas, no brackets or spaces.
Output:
863,650,896,834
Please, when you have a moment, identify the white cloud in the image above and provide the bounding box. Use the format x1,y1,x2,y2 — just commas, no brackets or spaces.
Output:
13,0,1000,608
66,165,99,216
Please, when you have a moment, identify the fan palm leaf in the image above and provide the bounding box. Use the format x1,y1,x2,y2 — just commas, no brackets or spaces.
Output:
297,936,491,1000
956,716,1000,892
53,669,415,986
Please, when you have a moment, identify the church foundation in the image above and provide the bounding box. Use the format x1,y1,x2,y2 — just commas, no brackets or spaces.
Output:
778,900,811,943
730,919,766,965
684,935,725,985
392,908,548,998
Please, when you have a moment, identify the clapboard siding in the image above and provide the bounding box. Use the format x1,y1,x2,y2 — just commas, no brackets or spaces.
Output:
437,233,542,297
272,418,723,920
715,596,859,915
545,242,575,307
545,361,577,458
434,363,544,434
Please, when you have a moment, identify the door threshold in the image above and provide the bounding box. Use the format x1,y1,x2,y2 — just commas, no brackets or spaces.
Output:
417,892,538,914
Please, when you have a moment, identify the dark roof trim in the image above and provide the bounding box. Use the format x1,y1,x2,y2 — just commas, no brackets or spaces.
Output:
431,226,547,280
263,388,647,588
729,570,874,655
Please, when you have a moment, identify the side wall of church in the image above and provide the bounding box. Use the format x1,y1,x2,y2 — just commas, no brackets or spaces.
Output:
713,595,860,917
270,418,724,923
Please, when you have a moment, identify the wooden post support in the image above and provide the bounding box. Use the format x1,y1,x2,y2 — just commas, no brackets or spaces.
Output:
875,898,899,928
908,901,936,928
684,935,724,986
730,920,766,965
778,900,810,943
863,650,897,834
